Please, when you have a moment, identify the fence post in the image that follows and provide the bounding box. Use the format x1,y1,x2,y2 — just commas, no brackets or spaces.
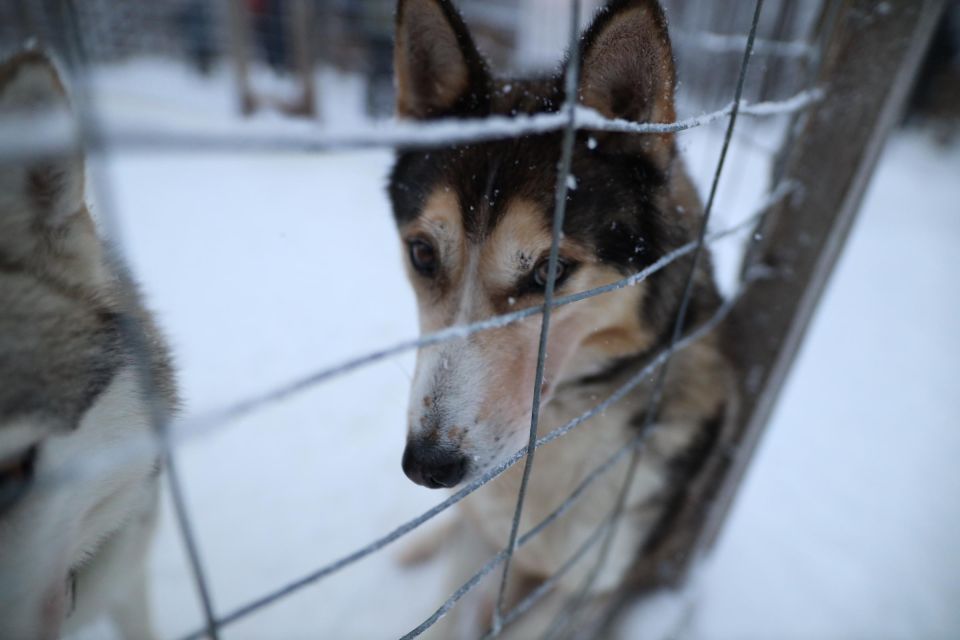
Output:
626,0,947,596
226,0,255,115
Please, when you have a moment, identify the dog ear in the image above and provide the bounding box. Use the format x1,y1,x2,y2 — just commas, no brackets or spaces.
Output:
577,0,676,163
0,50,84,227
394,0,491,119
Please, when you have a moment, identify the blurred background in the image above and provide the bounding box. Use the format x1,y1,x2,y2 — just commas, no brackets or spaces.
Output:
2,0,958,638
2,1,832,115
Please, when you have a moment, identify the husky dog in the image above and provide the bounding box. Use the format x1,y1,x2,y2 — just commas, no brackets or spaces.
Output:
0,51,175,639
390,0,735,636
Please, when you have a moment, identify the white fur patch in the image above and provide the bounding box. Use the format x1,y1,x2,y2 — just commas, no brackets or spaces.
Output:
0,367,159,638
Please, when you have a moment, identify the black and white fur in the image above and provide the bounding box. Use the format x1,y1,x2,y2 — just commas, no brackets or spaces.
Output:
0,51,175,640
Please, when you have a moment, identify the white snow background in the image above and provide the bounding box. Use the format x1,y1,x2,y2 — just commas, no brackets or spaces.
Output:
68,58,960,639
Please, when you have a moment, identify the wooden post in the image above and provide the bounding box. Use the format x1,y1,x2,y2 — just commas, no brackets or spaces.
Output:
286,0,318,118
226,0,256,115
626,0,947,598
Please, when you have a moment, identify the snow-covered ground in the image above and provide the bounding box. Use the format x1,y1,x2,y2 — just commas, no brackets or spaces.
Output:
626,132,960,640
70,60,959,639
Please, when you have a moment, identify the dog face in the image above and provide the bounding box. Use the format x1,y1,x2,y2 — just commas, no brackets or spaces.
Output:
389,0,700,489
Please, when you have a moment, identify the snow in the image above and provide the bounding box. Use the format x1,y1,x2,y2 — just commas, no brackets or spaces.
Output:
64,60,960,639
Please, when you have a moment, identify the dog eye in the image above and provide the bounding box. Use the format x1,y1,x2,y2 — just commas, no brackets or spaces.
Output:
408,239,438,276
533,258,568,289
0,445,38,515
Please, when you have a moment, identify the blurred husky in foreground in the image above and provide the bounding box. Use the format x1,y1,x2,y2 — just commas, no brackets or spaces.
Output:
0,51,175,639
390,0,735,636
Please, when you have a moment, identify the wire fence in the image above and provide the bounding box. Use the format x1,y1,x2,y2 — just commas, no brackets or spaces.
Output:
4,0,829,637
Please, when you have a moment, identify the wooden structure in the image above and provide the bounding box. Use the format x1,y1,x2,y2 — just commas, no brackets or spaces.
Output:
227,0,317,118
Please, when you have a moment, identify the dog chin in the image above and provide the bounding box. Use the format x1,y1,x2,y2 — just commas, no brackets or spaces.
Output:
459,436,528,486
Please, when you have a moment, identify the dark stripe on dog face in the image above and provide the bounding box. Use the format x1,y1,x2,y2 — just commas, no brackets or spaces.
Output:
391,133,670,260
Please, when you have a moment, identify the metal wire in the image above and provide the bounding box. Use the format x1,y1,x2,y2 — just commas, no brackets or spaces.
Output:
481,520,611,640
24,181,795,522
170,179,795,450
491,2,581,634
672,29,815,59
2,2,826,638
0,89,821,161
178,254,748,640
544,1,767,637
484,291,745,640
10,179,793,511
398,432,633,640
4,62,809,640
57,2,221,637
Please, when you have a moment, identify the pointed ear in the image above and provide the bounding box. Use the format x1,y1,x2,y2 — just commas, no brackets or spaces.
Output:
0,50,84,225
394,0,490,119
578,0,676,130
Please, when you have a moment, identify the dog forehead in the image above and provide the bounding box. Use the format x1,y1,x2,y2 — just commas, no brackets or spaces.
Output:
414,187,462,235
480,198,552,286
404,185,553,287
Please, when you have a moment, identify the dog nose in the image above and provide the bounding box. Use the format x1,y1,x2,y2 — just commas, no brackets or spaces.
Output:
402,442,468,489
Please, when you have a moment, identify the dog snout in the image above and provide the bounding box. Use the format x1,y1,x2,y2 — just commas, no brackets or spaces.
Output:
402,441,468,489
